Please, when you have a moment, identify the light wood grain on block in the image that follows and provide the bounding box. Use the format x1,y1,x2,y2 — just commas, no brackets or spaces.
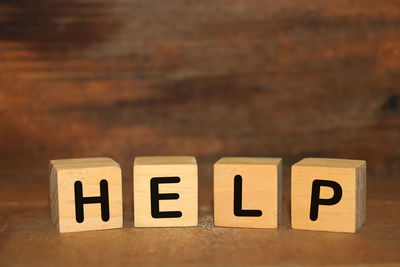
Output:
49,157,123,233
214,157,282,228
133,156,198,227
291,158,366,233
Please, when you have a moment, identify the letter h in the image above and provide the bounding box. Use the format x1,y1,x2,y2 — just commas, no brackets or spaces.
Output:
74,179,110,223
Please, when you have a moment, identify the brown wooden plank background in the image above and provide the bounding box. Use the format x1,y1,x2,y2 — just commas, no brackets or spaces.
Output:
0,0,399,266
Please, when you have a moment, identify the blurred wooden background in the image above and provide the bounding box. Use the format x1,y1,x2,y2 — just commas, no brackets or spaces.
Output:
0,1,399,265
1,0,399,186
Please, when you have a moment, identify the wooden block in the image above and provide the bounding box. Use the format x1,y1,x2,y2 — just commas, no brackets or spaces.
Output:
214,157,282,228
49,157,123,233
291,158,366,233
133,156,198,227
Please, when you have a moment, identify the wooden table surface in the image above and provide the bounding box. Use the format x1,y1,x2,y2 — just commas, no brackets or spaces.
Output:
0,0,399,265
1,174,400,266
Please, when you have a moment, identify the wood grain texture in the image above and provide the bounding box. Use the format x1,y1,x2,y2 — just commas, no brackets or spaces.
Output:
0,0,399,189
291,158,366,233
214,157,282,228
1,176,400,266
0,0,399,264
133,156,198,227
50,157,123,233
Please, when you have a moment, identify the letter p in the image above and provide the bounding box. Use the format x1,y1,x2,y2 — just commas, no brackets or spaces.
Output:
310,179,342,221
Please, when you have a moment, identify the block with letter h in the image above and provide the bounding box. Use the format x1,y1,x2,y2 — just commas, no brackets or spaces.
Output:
49,158,123,233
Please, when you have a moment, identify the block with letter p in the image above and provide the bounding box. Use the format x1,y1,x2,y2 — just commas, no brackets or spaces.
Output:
49,157,123,233
291,158,366,233
133,156,198,227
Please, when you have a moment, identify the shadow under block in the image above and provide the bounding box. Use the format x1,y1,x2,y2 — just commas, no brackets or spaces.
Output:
49,157,123,233
214,157,282,228
133,156,198,227
291,158,366,233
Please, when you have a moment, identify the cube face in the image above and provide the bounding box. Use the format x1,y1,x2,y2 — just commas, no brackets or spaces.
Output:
50,158,123,233
291,158,366,233
134,156,198,227
214,157,282,228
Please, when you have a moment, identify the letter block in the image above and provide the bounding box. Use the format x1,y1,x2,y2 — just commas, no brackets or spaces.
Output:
291,158,366,233
133,156,198,227
49,157,123,233
214,157,282,228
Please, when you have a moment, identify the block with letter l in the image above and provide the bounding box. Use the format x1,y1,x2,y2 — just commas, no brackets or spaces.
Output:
214,157,282,228
133,156,198,227
291,158,366,233
49,157,123,233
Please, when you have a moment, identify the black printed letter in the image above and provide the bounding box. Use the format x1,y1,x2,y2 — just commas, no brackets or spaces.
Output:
150,177,182,218
310,179,342,221
74,179,110,223
234,175,262,217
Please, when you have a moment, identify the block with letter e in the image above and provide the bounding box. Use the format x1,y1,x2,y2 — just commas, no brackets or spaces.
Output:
49,157,123,233
133,156,198,227
214,157,282,228
291,158,366,233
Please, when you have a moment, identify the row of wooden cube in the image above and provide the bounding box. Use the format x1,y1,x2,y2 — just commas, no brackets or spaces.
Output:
50,156,366,233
